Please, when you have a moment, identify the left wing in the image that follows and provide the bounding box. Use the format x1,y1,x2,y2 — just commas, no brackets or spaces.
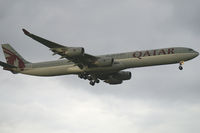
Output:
22,29,97,68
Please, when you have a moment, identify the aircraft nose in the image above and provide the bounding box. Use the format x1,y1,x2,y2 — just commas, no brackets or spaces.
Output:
194,51,199,57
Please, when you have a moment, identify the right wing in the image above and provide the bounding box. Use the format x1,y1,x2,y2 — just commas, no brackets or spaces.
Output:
22,29,98,68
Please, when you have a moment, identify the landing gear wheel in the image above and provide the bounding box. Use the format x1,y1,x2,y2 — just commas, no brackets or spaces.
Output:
179,61,184,70
179,65,183,70
87,76,92,80
95,79,100,83
89,81,95,86
83,75,87,80
78,74,83,79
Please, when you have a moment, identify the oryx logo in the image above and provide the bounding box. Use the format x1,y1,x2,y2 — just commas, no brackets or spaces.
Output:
3,48,25,71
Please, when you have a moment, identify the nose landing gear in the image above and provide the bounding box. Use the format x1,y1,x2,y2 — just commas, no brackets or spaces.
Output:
179,61,184,70
179,65,183,70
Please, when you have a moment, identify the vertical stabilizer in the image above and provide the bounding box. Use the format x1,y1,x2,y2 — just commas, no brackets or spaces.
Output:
1,44,30,70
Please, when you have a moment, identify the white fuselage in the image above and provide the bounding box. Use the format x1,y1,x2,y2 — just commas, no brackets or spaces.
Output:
19,47,198,76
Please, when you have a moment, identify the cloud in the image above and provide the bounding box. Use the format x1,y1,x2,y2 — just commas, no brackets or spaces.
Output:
168,0,200,34
0,75,200,133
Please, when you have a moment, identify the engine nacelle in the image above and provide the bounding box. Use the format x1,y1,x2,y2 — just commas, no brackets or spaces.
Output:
104,78,123,85
94,57,114,67
112,71,132,80
64,47,85,57
103,71,131,85
51,47,85,57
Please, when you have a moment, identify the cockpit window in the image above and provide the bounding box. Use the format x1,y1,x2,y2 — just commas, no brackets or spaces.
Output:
188,49,193,51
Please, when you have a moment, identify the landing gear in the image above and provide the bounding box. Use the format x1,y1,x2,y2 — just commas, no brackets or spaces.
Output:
88,79,100,86
78,74,83,79
179,65,183,70
179,61,184,70
95,79,100,83
87,75,93,80
78,73,100,86
89,81,95,86
78,74,87,79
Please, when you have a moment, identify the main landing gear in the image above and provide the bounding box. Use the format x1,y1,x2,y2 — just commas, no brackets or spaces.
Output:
179,61,184,70
89,79,100,86
78,73,100,86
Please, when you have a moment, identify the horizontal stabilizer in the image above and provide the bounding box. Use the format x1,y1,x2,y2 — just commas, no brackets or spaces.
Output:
0,61,17,68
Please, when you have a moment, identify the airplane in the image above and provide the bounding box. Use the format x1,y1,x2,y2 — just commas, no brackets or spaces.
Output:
0,29,199,86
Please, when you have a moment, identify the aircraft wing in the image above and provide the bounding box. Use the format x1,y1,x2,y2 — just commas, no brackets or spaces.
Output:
22,29,97,68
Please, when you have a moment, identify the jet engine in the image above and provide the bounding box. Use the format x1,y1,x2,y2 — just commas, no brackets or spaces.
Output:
104,78,123,85
64,47,85,57
51,47,85,57
104,71,132,85
94,57,114,67
112,71,132,80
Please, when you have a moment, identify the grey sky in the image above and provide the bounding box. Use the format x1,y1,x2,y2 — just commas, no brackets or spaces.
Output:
0,0,200,133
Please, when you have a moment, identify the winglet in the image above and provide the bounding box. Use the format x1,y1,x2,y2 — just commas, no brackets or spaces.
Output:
22,28,30,35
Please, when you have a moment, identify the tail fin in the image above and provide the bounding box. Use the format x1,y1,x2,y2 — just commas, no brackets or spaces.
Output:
1,44,30,70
